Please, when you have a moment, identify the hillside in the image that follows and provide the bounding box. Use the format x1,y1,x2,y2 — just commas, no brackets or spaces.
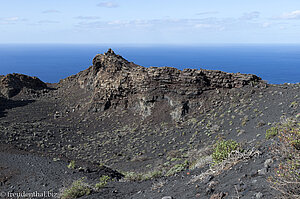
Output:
0,49,299,199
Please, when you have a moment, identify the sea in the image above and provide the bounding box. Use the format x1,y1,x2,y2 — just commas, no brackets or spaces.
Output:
0,44,299,84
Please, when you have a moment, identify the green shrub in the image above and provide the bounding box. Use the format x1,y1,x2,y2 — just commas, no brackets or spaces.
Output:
266,127,278,139
61,178,91,199
123,170,163,181
268,116,300,198
67,160,76,169
212,139,239,165
95,175,110,190
165,160,189,177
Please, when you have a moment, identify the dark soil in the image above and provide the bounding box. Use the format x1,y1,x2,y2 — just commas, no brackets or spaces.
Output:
0,52,299,199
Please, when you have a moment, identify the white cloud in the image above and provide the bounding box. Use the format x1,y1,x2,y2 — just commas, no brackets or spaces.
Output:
196,11,219,16
240,11,260,20
75,17,228,32
278,10,300,19
195,23,225,31
2,17,19,21
0,17,24,24
97,2,119,8
75,16,100,20
42,9,60,14
38,20,59,24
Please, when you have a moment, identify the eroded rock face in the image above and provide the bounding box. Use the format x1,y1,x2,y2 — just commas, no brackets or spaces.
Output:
59,49,265,120
0,73,47,98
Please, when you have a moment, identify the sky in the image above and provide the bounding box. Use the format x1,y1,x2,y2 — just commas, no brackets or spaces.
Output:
1,0,300,44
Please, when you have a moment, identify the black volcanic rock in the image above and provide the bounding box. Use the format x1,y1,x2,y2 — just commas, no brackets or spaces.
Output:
59,49,266,120
0,73,47,98
0,49,299,199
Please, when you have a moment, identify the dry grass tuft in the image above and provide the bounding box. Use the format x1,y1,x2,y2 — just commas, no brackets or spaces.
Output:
190,148,261,183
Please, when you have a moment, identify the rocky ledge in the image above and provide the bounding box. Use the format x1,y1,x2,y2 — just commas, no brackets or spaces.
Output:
59,49,266,120
0,73,47,98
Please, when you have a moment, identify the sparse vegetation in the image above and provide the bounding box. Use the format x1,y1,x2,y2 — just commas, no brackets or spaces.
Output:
61,178,91,199
95,175,110,190
241,116,249,126
268,116,300,199
165,160,189,177
122,170,163,181
290,101,298,108
67,160,76,169
265,127,278,139
212,139,240,165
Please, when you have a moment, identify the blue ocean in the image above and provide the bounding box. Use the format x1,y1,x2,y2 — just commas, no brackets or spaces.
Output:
0,44,299,84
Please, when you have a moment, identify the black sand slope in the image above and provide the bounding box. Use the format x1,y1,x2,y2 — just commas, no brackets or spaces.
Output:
0,50,299,199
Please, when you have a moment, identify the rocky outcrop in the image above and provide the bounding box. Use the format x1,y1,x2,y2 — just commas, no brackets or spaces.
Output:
59,49,265,120
0,73,47,98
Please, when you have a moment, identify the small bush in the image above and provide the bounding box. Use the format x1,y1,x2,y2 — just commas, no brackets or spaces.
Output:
165,161,189,177
61,178,91,199
266,127,278,139
123,170,163,181
212,139,240,165
67,160,76,169
95,175,110,190
268,116,300,198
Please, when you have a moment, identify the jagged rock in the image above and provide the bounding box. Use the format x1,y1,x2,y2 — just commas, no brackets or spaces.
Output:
0,73,47,98
58,49,265,120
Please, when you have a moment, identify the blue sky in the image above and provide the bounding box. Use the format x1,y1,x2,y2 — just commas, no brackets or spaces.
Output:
1,0,300,44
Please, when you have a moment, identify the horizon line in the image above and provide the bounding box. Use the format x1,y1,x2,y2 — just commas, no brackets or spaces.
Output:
1,42,300,46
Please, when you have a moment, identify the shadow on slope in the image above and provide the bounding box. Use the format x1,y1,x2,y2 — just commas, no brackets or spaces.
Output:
0,98,35,118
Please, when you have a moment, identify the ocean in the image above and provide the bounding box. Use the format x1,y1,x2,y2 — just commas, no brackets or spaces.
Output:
0,44,299,84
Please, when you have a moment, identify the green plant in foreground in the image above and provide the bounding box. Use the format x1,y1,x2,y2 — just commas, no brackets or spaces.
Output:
123,170,163,181
165,160,189,177
95,175,110,190
265,127,278,139
67,160,76,169
61,178,91,199
212,139,239,165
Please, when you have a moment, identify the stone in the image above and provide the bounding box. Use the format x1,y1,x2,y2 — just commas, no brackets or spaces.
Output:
258,168,268,175
162,196,173,199
255,192,263,198
206,187,214,195
54,111,62,119
264,158,273,168
250,170,258,177
203,175,214,184
210,192,227,199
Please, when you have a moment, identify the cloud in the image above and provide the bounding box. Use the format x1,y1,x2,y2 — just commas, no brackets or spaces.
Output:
38,20,60,24
0,17,25,24
97,1,119,8
75,17,228,32
194,23,224,30
42,9,60,14
240,11,260,20
75,16,100,20
278,10,300,19
1,17,19,21
196,11,219,16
